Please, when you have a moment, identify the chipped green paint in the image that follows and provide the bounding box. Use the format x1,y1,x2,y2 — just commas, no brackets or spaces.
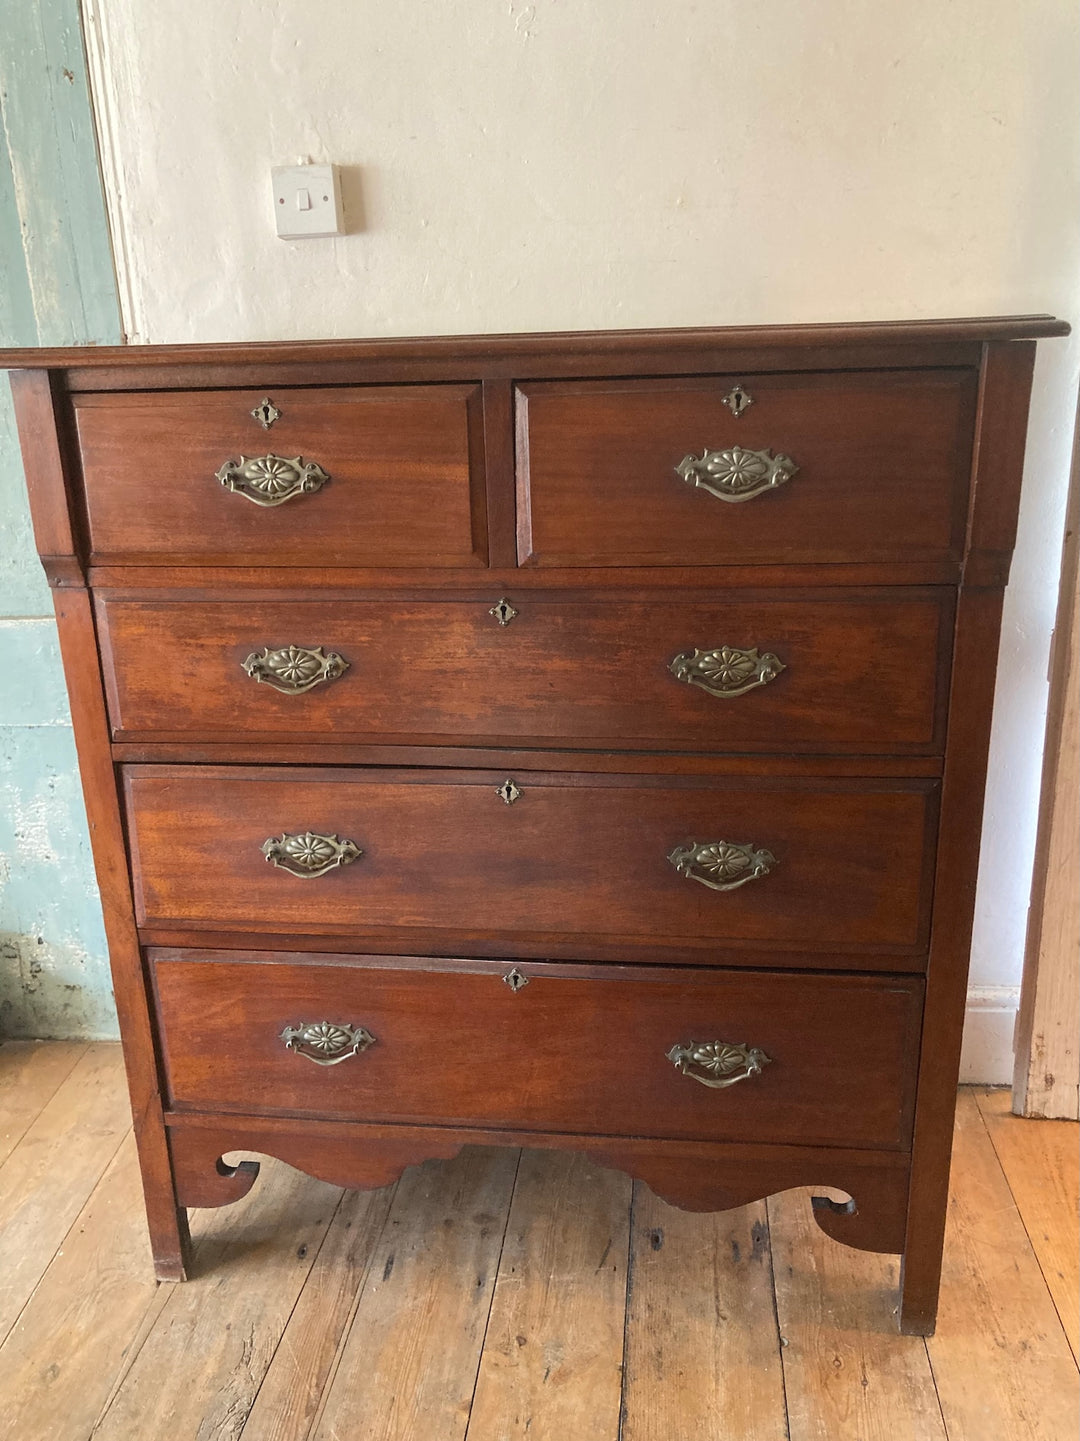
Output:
0,0,122,344
0,727,112,1038
0,0,122,1038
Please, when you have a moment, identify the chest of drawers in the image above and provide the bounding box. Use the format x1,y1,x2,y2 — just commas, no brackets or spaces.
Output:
5,316,1067,1336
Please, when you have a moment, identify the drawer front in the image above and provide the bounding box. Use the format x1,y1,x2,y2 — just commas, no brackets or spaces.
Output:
126,767,937,953
97,590,952,753
517,370,976,567
73,385,485,566
152,952,922,1150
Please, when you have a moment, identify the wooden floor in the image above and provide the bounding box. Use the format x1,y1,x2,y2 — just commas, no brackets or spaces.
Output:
0,1042,1076,1441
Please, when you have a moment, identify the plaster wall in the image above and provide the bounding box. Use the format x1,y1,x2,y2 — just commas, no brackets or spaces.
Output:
44,0,1080,1070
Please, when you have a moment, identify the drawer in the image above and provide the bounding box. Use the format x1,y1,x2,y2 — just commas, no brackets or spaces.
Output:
516,370,976,566
151,951,922,1150
72,385,486,566
97,589,952,753
126,767,937,955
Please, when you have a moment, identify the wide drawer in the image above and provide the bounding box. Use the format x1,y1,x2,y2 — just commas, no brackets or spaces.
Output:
125,767,938,955
97,589,952,753
151,951,922,1150
517,370,976,567
72,385,485,566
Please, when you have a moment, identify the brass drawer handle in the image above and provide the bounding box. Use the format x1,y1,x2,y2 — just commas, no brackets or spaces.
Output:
216,453,330,506
242,645,349,694
667,1040,772,1089
262,831,362,878
280,1021,375,1066
668,839,776,891
675,445,797,502
669,645,785,698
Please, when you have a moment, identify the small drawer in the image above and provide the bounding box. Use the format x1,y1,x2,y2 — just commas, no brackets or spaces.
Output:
125,766,938,957
516,370,976,567
151,951,922,1150
96,589,952,753
72,385,486,566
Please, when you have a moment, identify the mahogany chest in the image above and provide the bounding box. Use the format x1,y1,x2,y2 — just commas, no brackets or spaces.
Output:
5,316,1067,1334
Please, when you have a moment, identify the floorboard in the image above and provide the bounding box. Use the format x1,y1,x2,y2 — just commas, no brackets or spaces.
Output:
770,1185,946,1441
0,1133,159,1441
91,1158,345,1441
466,1150,630,1441
975,1087,1079,1364
238,1183,398,1441
0,1043,130,1348
621,1188,789,1441
0,1052,1076,1441
309,1147,519,1441
925,1092,1079,1441
0,1040,88,1168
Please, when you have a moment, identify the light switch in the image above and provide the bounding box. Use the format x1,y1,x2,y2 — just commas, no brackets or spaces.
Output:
271,164,344,239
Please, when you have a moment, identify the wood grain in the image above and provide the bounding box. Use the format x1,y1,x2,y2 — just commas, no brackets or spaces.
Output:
0,1040,87,1167
124,767,938,954
73,385,485,567
92,1157,345,1441
517,370,975,567
899,587,1009,1333
0,1133,161,1441
6,319,1071,1340
466,1150,630,1441
0,1044,130,1347
0,1053,1076,1440
238,1184,398,1441
88,559,966,590
925,1093,1079,1441
95,589,953,754
310,1147,519,1441
51,587,190,1280
164,1105,913,1253
770,1185,947,1441
7,369,82,574
621,1187,787,1441
975,1087,1079,1365
111,744,943,784
1013,423,1079,1119
0,314,1067,375
152,954,922,1150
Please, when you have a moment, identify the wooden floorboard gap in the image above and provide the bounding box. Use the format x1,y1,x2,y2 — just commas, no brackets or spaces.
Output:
461,1148,523,1441
290,1181,403,1441
614,1178,637,1441
763,1195,794,1441
234,1183,351,1441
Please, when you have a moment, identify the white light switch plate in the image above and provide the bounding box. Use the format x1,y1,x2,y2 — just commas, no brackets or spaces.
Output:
271,164,344,239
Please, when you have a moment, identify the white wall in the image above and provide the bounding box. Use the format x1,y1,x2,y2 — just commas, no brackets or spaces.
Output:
85,0,1080,1080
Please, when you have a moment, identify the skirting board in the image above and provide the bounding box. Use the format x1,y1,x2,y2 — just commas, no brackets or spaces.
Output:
961,986,1021,1084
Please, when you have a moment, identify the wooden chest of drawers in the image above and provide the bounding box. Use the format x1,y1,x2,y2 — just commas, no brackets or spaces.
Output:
5,316,1067,1336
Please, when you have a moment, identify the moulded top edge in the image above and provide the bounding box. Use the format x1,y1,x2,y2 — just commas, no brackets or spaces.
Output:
0,315,1069,370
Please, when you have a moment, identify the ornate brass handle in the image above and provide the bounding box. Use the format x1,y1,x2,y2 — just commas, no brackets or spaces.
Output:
262,832,362,878
280,1021,375,1066
675,445,797,502
669,645,785,699
668,839,776,892
216,454,330,507
667,1040,772,1089
242,646,349,695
